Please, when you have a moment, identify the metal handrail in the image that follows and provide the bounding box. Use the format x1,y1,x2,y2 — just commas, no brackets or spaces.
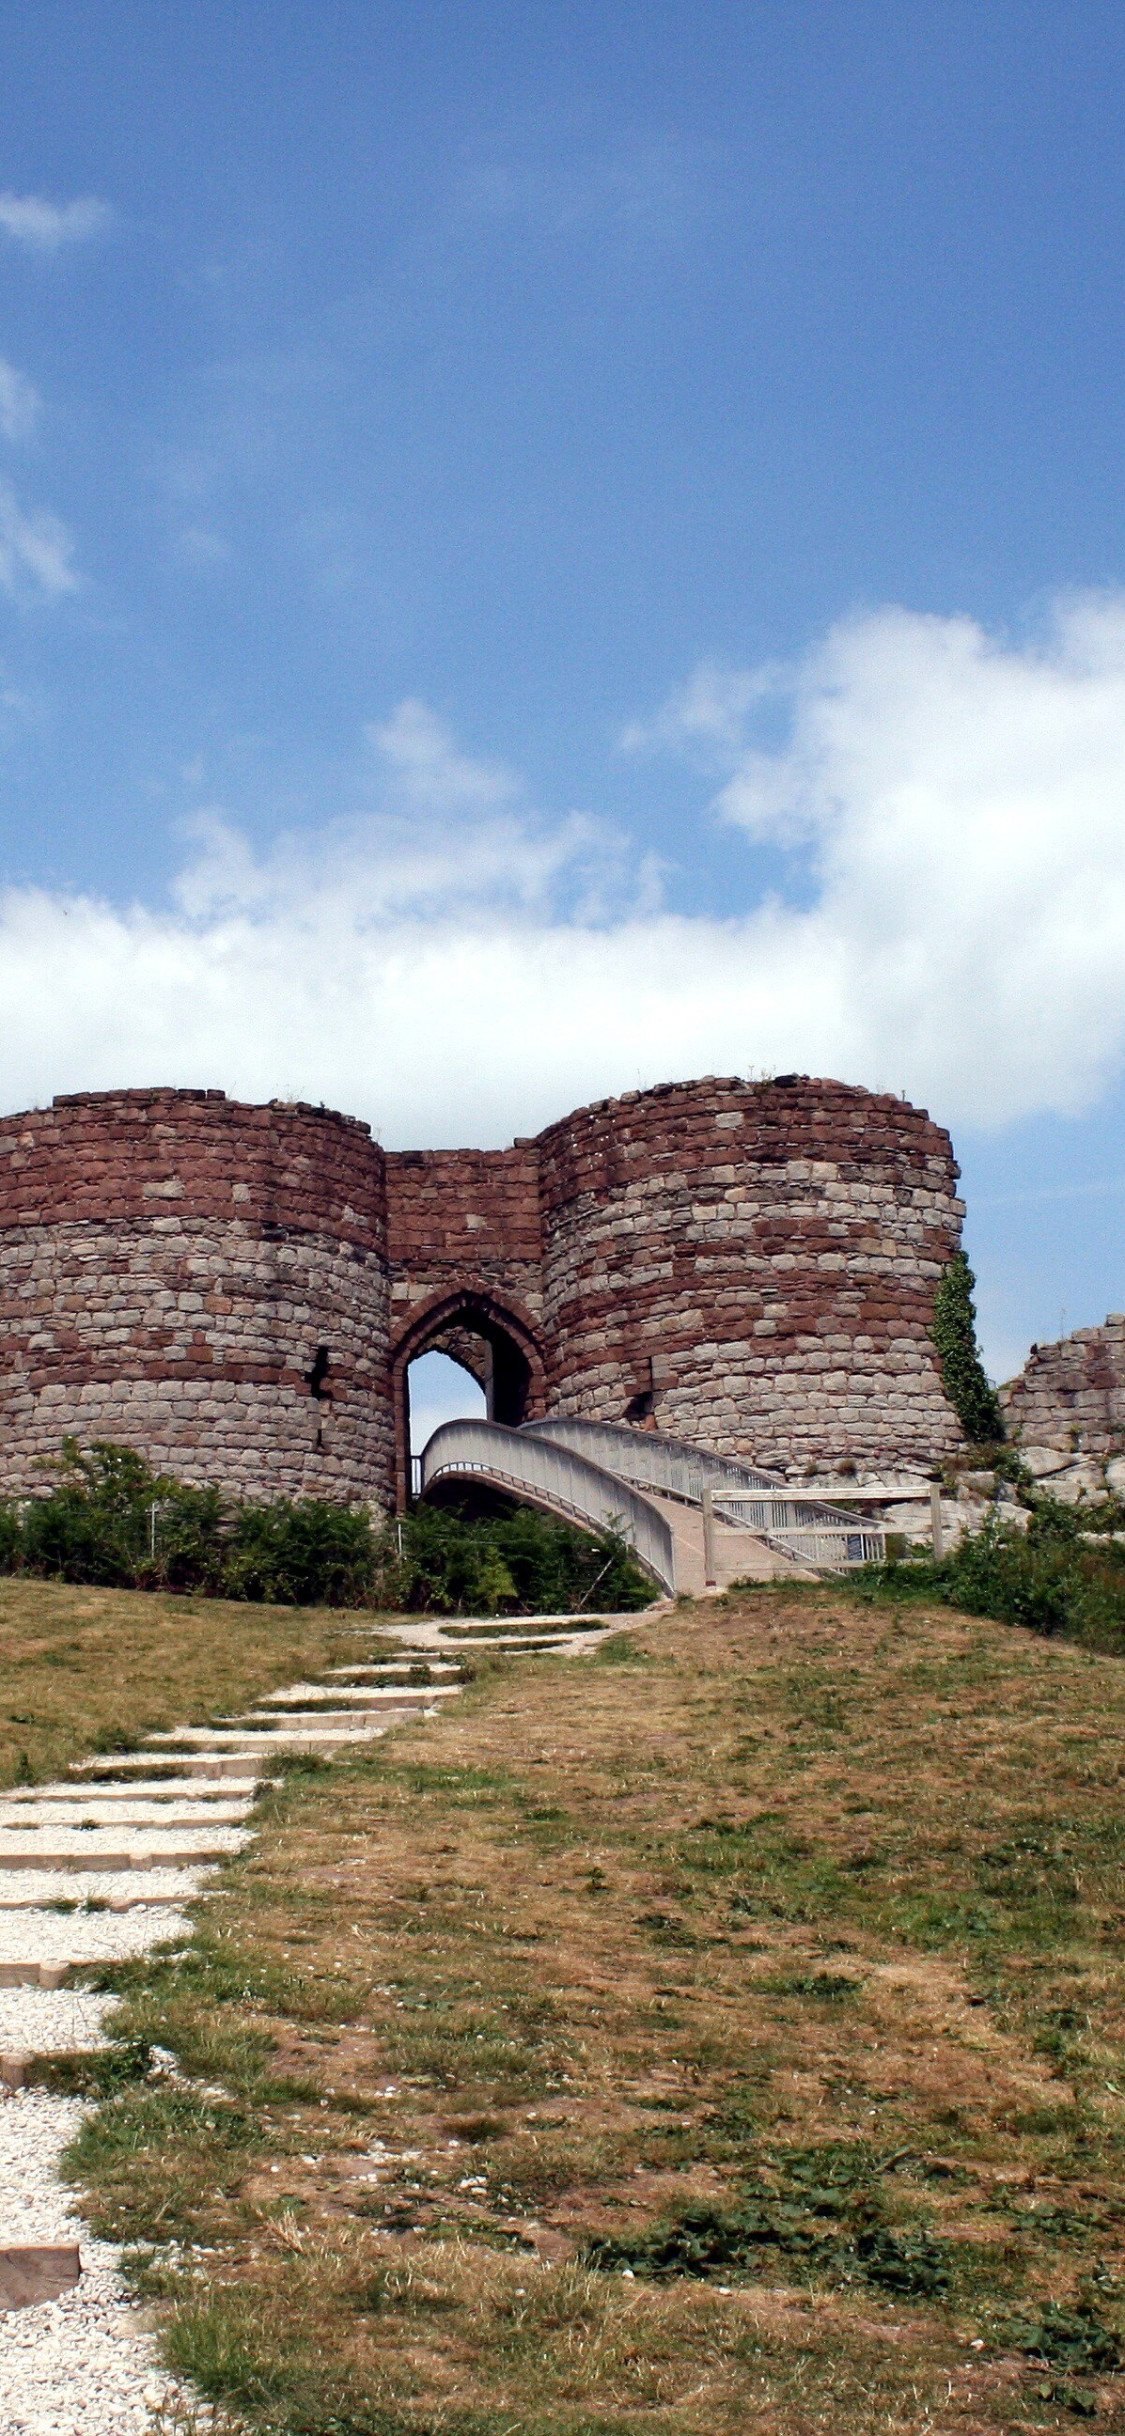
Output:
523,1412,787,1500
709,1494,884,1572
523,1417,865,1531
419,1419,677,1594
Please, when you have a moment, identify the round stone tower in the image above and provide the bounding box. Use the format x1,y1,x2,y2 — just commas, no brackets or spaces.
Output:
536,1074,964,1475
0,1089,393,1503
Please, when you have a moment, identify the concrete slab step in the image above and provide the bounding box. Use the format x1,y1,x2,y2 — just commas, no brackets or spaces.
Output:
0,1869,206,1907
0,1833,247,1869
323,1662,461,1680
0,2242,81,2310
0,1801,253,1829
71,1750,273,1780
219,1702,438,1726
254,1684,461,1708
143,1720,405,1746
6,1776,264,1804
0,1963,81,1989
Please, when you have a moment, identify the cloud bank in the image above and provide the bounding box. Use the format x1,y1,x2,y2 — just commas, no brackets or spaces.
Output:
0,192,111,251
1,600,1125,1144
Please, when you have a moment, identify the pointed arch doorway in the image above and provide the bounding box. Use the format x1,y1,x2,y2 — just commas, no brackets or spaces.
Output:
391,1289,547,1509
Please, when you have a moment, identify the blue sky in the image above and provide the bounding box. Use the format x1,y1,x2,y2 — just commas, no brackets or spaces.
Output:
1,2,1125,1396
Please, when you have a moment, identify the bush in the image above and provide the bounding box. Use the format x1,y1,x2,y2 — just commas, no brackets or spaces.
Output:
386,1500,652,1617
19,1441,227,1594
223,1499,378,1607
865,1497,1125,1652
0,1439,654,1615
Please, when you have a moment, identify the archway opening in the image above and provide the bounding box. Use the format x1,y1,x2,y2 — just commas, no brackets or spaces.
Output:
394,1293,544,1506
407,1349,486,1460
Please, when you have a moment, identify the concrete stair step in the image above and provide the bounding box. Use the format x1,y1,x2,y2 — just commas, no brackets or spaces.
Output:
324,1662,461,1680
0,1871,204,1907
72,1751,272,1780
0,1836,246,1869
0,1812,253,1831
0,2243,81,2309
22,1776,264,1804
0,1962,79,1988
147,1715,415,1742
255,1684,461,1708
141,1727,393,1754
229,1699,440,1723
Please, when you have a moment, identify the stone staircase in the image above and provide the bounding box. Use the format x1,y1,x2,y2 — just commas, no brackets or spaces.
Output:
0,1603,646,2394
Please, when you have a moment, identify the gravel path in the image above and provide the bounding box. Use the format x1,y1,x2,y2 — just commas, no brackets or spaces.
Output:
0,1988,117,2050
0,1652,428,2428
0,1869,208,1907
0,1800,254,1826
0,2090,206,2433
0,1827,251,1859
0,1908,192,1965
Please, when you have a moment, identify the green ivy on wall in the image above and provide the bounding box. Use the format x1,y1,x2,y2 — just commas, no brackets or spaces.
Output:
932,1250,1004,1445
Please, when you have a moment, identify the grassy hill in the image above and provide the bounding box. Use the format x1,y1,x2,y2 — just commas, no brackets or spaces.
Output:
42,1578,1125,2432
0,1576,357,1786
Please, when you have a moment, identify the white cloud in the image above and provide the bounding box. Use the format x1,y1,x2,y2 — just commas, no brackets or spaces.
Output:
0,192,111,251
0,480,77,597
0,359,38,442
2,601,1125,1141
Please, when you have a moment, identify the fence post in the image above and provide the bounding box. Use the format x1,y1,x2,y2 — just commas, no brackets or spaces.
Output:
702,1485,717,1587
930,1481,944,1561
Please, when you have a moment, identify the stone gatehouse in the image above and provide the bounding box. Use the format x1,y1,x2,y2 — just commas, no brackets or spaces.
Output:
0,1073,967,1507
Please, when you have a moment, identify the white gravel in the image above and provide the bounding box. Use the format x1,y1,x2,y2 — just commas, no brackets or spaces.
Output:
2,1779,260,1804
0,1826,250,1859
0,1671,380,2428
0,1800,254,1826
0,2090,206,2433
0,1908,193,1965
0,1870,209,1908
0,1987,117,2051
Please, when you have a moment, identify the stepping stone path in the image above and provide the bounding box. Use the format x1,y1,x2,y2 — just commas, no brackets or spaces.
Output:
0,1607,647,2430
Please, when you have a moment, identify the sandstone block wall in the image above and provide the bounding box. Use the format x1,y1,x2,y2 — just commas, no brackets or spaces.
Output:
1001,1316,1125,1458
0,1073,968,1507
384,1145,542,1339
537,1076,964,1475
0,1090,392,1501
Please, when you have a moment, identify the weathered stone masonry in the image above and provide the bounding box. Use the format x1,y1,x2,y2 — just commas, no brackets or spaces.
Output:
1001,1316,1125,1459
0,1074,967,1508
0,1090,392,1502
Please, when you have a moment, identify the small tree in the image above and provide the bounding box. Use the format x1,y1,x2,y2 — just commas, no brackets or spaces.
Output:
932,1252,1004,1445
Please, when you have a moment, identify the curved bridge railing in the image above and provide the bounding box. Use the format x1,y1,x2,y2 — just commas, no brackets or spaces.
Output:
522,1416,883,1570
419,1418,677,1594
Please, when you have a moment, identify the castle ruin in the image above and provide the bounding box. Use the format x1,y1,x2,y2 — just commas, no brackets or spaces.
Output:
0,1073,968,1505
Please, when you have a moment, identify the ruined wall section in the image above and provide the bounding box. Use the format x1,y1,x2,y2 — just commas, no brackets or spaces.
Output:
384,1144,543,1346
1001,1317,1125,1459
0,1090,393,1503
537,1075,964,1474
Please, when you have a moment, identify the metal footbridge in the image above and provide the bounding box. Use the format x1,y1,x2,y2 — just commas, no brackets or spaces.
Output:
418,1414,884,1596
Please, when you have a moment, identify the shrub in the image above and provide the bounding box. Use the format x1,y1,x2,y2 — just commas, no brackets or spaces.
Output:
866,1499,1125,1653
387,1500,651,1616
20,1440,227,1593
223,1499,378,1607
0,1439,654,1615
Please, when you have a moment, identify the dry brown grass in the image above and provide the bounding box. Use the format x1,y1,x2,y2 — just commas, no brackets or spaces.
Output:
66,1586,1125,2432
0,1575,358,1785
